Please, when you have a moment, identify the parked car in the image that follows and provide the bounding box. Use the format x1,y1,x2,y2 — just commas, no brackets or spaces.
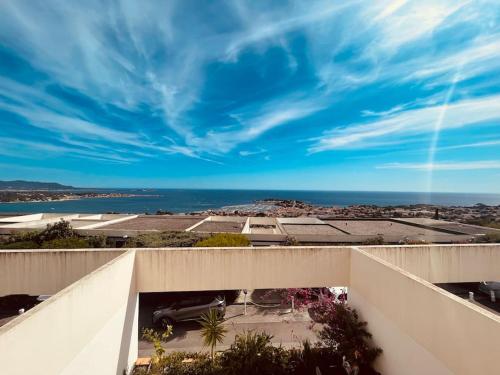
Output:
478,281,500,298
152,295,226,326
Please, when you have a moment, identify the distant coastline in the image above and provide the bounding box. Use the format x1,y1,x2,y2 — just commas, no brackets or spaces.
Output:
0,189,499,216
0,191,153,203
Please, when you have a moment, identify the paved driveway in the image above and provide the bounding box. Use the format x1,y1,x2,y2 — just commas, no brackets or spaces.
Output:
138,304,320,356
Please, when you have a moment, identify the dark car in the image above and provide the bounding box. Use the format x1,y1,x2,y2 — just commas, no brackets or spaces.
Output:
152,295,226,326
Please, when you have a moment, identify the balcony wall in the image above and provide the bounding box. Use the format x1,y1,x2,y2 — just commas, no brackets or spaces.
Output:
0,249,124,296
350,248,500,375
135,246,351,292
0,250,138,375
0,245,499,375
360,244,500,283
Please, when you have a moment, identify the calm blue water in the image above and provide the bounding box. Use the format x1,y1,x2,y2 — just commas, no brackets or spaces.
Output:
0,189,498,214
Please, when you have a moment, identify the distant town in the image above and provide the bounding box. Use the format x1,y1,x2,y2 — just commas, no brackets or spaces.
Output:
200,199,500,228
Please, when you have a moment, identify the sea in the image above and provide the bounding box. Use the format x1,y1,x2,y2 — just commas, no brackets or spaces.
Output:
0,189,499,214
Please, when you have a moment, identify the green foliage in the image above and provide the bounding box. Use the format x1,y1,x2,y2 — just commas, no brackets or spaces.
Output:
37,219,76,243
86,235,109,248
199,309,227,360
218,331,289,375
40,237,91,249
282,236,299,246
133,316,382,375
133,352,214,375
362,235,385,245
0,220,111,249
319,303,382,367
195,233,250,247
474,232,500,243
465,217,500,229
0,240,39,249
142,325,173,365
126,231,202,248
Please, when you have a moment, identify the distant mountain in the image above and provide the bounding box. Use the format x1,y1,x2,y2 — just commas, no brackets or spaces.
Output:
0,180,75,190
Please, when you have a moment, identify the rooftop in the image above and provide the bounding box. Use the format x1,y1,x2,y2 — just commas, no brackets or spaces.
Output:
1,212,496,244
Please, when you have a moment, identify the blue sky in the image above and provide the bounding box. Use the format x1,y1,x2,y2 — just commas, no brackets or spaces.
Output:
0,0,499,192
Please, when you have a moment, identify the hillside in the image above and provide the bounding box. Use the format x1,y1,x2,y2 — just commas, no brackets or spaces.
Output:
0,180,75,190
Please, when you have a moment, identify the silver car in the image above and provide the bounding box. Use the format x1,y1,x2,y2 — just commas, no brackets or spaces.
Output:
153,295,226,326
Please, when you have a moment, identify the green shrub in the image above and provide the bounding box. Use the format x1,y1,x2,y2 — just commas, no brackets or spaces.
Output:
0,240,40,249
158,352,214,375
41,237,91,249
218,331,288,375
126,231,203,248
474,232,500,243
362,235,385,245
86,235,109,248
195,233,250,247
37,219,76,243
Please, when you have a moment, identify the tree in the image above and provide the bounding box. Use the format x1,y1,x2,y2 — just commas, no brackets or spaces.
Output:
37,219,76,243
319,303,382,370
142,325,173,366
199,308,227,361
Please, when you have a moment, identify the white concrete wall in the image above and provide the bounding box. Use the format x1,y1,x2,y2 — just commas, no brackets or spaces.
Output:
0,249,125,296
350,248,500,375
361,244,500,283
135,246,351,292
0,250,138,375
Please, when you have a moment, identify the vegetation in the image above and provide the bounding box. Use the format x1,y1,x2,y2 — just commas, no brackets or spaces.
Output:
319,303,382,370
218,331,289,375
0,222,252,249
194,233,250,247
474,232,500,243
465,217,500,229
362,236,385,245
40,237,91,249
133,293,381,375
0,220,108,249
282,236,299,246
125,231,203,248
198,309,227,361
142,325,173,365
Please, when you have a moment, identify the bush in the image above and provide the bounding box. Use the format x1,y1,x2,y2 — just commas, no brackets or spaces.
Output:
37,219,76,243
0,221,110,249
41,237,91,249
0,240,40,249
195,233,250,247
319,303,382,370
86,235,109,248
362,236,385,245
474,232,500,243
218,331,289,375
125,231,203,248
283,236,299,246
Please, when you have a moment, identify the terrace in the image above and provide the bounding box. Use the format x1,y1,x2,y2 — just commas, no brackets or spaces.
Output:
0,244,499,374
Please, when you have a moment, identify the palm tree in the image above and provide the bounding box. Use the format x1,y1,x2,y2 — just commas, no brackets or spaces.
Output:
199,308,227,360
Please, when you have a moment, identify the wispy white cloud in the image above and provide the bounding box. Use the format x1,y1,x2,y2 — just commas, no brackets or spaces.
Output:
439,140,500,151
189,96,324,154
377,160,500,171
0,0,499,166
239,148,266,157
309,94,500,152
